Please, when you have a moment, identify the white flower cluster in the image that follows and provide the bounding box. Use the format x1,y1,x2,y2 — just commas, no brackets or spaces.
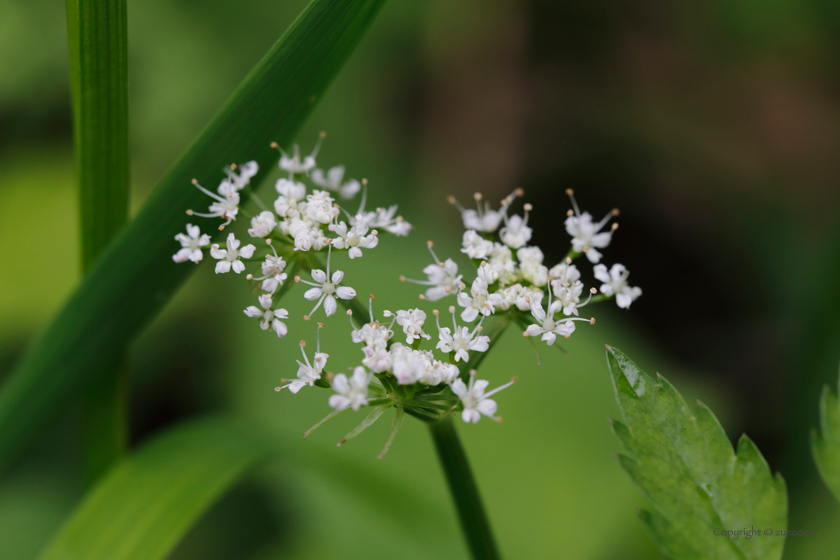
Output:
400,188,641,348
279,297,515,428
172,136,640,456
274,187,640,455
172,135,413,341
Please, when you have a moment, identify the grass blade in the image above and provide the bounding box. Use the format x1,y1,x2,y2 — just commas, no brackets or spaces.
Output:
0,0,387,470
66,0,132,484
37,417,274,560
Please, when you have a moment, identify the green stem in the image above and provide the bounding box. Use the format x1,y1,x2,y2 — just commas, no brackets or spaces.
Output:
67,0,131,485
429,415,501,560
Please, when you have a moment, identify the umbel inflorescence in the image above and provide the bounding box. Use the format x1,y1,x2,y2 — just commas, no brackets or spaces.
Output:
173,134,641,457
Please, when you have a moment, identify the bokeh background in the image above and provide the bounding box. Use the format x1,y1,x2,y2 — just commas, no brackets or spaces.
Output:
2,0,840,558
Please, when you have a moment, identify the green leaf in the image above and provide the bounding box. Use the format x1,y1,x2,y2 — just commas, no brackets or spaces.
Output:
37,417,274,560
811,363,840,504
606,346,788,560
67,0,130,270
0,0,387,470
66,0,132,484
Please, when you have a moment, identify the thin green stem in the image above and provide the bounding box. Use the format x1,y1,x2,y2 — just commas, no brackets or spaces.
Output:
429,415,501,560
67,0,130,485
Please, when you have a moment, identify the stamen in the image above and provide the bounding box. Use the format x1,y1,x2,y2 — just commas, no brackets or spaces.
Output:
191,178,225,203
368,294,375,323
565,188,581,217
299,341,311,368
426,240,442,266
448,195,467,213
316,323,324,353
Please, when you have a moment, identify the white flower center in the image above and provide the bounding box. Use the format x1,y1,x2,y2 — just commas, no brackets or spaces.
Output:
322,281,336,295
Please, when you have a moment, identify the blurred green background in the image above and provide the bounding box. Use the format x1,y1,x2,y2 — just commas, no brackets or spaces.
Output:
2,0,840,558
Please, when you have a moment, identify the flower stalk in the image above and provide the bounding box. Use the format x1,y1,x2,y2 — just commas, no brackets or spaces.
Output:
429,415,501,560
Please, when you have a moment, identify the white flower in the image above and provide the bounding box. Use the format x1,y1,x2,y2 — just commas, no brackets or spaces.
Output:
329,221,378,259
451,371,515,423
329,366,371,411
517,246,548,287
298,247,356,317
564,189,617,263
548,262,581,288
373,205,412,236
210,233,255,274
352,323,392,349
247,245,287,293
243,294,288,337
594,263,642,309
456,277,500,322
305,189,340,224
350,296,393,349
390,344,432,385
311,165,361,199
477,244,516,286
401,241,463,301
435,307,490,363
461,230,494,260
394,308,431,343
222,161,259,192
499,204,532,249
173,224,210,263
449,190,522,233
553,280,586,316
281,339,328,394
274,178,307,217
516,246,544,267
362,345,393,373
497,283,544,311
277,139,320,176
189,178,240,227
247,211,278,238
526,283,592,345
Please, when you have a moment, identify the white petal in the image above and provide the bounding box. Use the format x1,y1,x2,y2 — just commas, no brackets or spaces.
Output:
304,287,323,301
311,269,327,283
526,324,543,337
335,286,356,300
288,380,307,394
323,294,337,316
173,248,192,263
215,261,231,274
476,398,498,417
232,260,245,274
244,306,262,318
272,320,288,337
462,409,481,423
331,270,344,283
332,373,350,394
461,307,479,323
329,394,350,411
239,244,256,259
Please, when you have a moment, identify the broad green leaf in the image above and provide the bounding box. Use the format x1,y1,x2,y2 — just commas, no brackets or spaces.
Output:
66,0,132,484
811,363,840,504
0,0,387,470
606,346,787,560
38,417,273,560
